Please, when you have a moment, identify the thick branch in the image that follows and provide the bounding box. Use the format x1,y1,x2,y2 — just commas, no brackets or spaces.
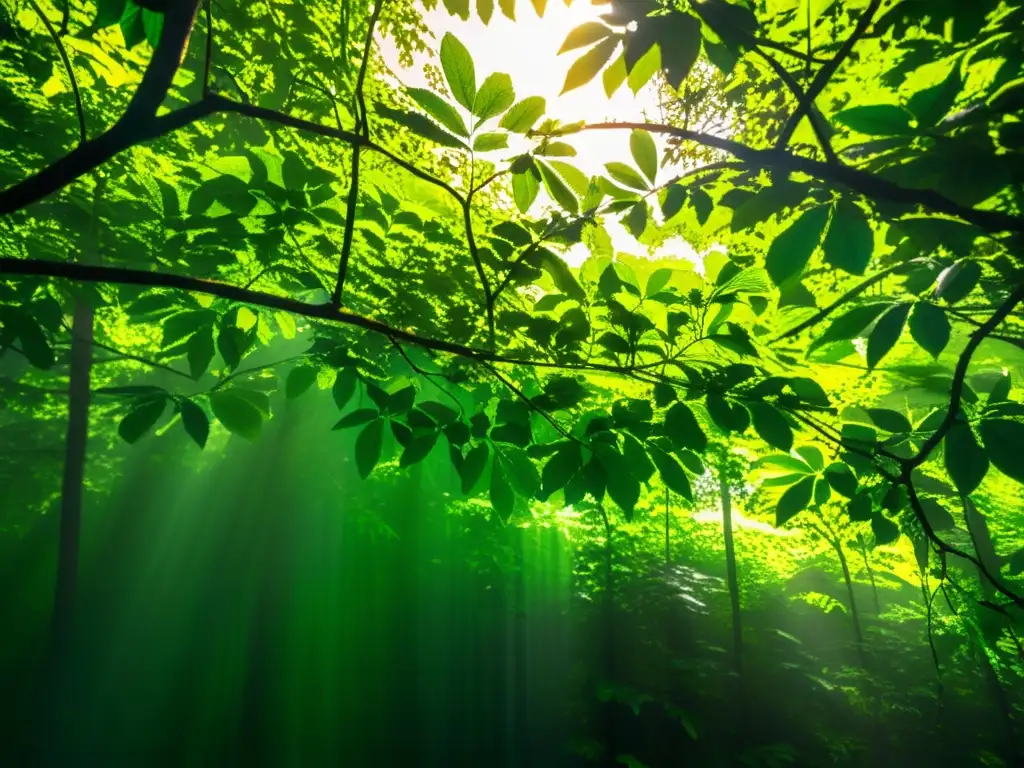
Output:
578,122,1024,235
0,93,464,215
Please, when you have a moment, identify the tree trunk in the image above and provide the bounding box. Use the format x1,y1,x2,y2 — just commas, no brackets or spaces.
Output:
49,297,93,657
720,472,742,675
856,534,881,615
664,488,671,568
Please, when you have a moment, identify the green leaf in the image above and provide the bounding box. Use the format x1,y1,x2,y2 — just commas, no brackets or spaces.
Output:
179,399,209,449
473,72,515,121
809,303,889,351
442,0,470,19
400,432,438,468
934,260,981,305
537,161,579,214
460,443,490,493
558,21,612,54
286,365,317,399
765,205,829,286
648,444,693,501
604,162,649,191
10,312,54,370
440,33,477,110
944,420,988,494
866,303,911,369
375,104,468,149
908,301,950,358
407,87,469,136
603,52,628,97
543,442,582,495
629,130,658,184
513,167,540,213
871,514,901,545
646,268,673,297
918,497,956,531
473,132,508,152
624,202,648,238
813,475,832,506
866,408,912,433
119,1,146,48
500,96,546,133
141,8,163,47
776,475,815,526
749,402,793,452
979,419,1024,483
621,433,655,483
795,446,824,471
659,12,702,90
822,201,873,275
662,185,687,220
186,325,215,379
597,445,641,518
562,37,618,94
665,402,707,453
824,463,858,498
96,0,127,27
730,183,808,231
490,456,516,522
118,397,166,444
332,368,358,410
499,445,541,496
210,390,264,440
834,104,915,135
355,419,384,479
477,0,494,24
907,61,962,127
536,249,585,300
847,491,873,522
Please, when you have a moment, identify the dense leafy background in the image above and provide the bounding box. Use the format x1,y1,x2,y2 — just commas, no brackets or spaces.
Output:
1,0,1024,765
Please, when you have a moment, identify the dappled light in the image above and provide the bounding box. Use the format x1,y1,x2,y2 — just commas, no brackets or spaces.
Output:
2,1,1024,766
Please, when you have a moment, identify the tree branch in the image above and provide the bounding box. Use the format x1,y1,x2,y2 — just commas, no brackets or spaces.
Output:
774,259,929,341
28,0,85,145
905,284,1024,471
577,122,1024,235
0,257,657,379
753,47,836,163
776,0,882,150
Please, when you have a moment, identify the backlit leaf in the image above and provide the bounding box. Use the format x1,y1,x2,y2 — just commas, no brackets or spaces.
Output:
562,37,618,94
355,419,384,478
210,390,263,440
765,205,829,286
776,476,815,526
944,420,988,494
908,301,950,358
440,33,477,110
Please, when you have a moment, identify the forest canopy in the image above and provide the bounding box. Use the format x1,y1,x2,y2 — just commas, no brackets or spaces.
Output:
2,0,1024,765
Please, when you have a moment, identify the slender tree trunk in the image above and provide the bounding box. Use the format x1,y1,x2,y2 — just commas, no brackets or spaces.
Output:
597,504,619,765
50,297,93,656
832,538,866,663
856,534,881,615
664,488,671,568
719,472,742,675
43,179,102,763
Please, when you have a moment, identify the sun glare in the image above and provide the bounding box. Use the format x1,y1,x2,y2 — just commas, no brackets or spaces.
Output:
379,2,702,267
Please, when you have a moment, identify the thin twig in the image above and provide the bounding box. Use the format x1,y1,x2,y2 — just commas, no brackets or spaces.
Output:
28,0,85,145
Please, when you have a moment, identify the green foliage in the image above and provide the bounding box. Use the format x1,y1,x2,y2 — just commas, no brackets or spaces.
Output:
2,0,1024,686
